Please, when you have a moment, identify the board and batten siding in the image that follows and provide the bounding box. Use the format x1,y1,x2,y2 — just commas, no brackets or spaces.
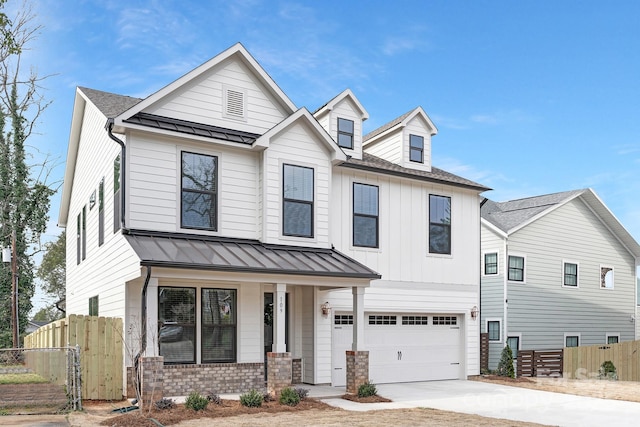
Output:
506,198,637,350
127,132,260,239
262,121,332,247
145,58,288,135
66,101,141,318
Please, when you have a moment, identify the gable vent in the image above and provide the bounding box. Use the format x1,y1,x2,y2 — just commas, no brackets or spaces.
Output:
226,89,245,118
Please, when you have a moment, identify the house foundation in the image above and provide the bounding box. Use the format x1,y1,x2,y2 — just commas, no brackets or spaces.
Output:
346,350,369,394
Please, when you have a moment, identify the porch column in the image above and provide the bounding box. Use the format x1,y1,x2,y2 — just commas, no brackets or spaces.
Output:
347,286,369,394
267,283,291,397
272,283,287,353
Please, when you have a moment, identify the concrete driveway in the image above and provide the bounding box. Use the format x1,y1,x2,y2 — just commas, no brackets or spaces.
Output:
321,380,640,427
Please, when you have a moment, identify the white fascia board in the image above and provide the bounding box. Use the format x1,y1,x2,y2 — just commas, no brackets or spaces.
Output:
481,218,508,239
403,106,438,135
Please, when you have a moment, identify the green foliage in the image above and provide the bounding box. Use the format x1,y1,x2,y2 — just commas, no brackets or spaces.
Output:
599,360,617,380
239,389,263,407
184,391,208,411
278,387,301,406
496,345,515,378
36,232,66,301
0,373,47,384
357,381,378,398
154,398,175,410
32,305,62,322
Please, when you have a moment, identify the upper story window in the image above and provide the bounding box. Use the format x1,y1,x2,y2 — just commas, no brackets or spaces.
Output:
508,255,525,282
409,134,424,163
113,155,121,233
600,266,614,289
76,213,81,265
353,183,379,248
487,320,500,341
82,205,87,261
98,177,105,247
429,194,451,254
181,152,218,231
283,164,314,237
337,118,354,149
563,262,578,287
484,252,498,275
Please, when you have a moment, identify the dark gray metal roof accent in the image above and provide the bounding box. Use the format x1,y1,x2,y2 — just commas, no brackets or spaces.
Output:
363,109,413,141
481,189,585,232
78,87,142,118
124,112,261,144
340,153,490,192
124,230,381,279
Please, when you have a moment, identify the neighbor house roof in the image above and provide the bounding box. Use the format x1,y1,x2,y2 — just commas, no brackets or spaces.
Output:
78,86,142,118
124,229,381,279
481,188,640,258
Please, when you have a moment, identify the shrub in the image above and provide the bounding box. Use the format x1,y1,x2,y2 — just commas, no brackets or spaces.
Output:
262,392,275,402
240,389,263,407
279,387,301,406
357,380,377,398
154,398,175,410
185,391,209,411
206,393,221,405
496,345,515,378
294,387,309,400
599,360,617,380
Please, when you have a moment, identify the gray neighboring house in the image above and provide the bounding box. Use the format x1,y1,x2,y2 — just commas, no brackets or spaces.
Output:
480,188,640,370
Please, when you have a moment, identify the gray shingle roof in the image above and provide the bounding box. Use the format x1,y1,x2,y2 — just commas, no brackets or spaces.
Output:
481,189,586,233
363,109,413,141
341,153,490,192
78,87,142,118
124,230,381,279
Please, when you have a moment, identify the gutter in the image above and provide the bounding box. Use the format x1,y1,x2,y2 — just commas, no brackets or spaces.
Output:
133,266,152,401
106,119,126,230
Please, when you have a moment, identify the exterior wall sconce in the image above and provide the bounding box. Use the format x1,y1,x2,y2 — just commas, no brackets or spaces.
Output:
471,305,479,320
321,302,331,317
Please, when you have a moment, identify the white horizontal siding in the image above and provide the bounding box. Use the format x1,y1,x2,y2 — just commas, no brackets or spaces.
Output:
402,115,432,171
364,132,402,165
331,98,364,160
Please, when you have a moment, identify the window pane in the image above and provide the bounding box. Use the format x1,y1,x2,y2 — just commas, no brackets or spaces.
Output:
607,336,619,344
338,133,353,148
429,224,451,254
430,195,450,224
284,164,313,201
410,148,422,162
182,152,217,191
182,192,216,228
564,263,578,286
410,134,423,148
506,337,519,359
338,118,354,133
158,287,196,364
283,201,312,236
354,184,378,216
485,253,498,274
566,336,579,347
354,216,377,247
202,289,236,363
601,267,614,289
488,321,500,341
508,256,524,281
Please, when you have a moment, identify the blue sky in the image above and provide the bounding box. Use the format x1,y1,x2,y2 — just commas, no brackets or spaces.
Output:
8,1,640,306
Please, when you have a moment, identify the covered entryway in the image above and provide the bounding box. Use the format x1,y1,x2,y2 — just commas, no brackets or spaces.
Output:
332,313,462,386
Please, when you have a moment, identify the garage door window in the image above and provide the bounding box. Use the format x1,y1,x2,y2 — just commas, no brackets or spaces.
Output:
369,315,397,325
402,316,428,325
334,315,353,325
433,316,457,325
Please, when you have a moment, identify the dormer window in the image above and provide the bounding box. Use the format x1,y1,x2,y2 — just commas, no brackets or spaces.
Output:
337,118,354,149
410,134,424,163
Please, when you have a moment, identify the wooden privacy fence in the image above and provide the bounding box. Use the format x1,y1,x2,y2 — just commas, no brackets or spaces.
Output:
564,340,640,381
517,349,563,377
24,315,124,400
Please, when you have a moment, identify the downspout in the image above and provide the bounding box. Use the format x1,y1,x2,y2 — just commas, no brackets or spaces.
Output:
134,266,152,401
106,119,126,231
503,237,508,349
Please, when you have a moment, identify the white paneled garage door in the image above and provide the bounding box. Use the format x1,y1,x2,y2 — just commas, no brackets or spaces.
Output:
332,313,462,386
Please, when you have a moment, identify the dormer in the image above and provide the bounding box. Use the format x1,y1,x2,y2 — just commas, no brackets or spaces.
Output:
362,107,437,172
314,89,369,160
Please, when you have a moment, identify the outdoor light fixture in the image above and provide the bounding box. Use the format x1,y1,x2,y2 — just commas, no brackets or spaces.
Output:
2,246,10,263
471,305,479,320
321,302,331,316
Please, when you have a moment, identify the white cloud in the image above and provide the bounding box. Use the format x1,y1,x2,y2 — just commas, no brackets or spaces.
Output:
381,25,430,56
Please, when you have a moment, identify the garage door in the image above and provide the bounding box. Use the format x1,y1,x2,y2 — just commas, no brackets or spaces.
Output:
332,313,461,386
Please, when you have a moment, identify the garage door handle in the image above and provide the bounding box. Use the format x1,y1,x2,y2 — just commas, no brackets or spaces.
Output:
334,367,343,370
398,351,402,360
450,362,460,365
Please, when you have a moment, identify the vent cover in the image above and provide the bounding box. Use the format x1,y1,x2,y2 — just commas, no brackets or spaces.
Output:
225,88,245,118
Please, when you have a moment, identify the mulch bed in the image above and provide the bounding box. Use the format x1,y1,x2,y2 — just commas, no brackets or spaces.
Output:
341,394,392,403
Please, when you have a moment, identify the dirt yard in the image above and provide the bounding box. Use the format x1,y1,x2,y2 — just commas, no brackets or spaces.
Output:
65,377,640,427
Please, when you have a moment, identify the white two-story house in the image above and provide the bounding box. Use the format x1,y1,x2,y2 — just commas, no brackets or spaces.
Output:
58,43,489,398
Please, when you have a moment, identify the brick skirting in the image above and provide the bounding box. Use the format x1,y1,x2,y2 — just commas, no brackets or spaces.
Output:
163,362,264,396
346,350,369,394
266,352,292,397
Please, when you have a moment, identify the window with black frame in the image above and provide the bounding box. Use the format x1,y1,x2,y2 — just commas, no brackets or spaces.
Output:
181,152,218,231
283,164,313,237
409,134,424,163
158,287,196,364
202,289,237,363
353,183,378,247
337,118,354,149
429,195,451,254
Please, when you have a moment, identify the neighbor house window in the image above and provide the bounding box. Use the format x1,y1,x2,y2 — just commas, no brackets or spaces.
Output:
181,152,218,231
484,253,498,275
563,262,578,287
488,320,501,341
353,183,379,247
565,335,579,347
337,118,354,149
158,287,196,364
113,155,121,232
508,255,525,282
606,334,619,344
88,295,99,316
506,336,520,359
409,134,424,163
600,266,614,289
98,177,104,246
76,213,81,265
429,195,451,254
82,205,87,261
202,288,237,363
283,164,313,237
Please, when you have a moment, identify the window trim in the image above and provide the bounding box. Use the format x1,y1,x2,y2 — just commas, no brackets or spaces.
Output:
600,265,614,290
282,163,314,238
507,254,526,283
564,333,580,348
180,151,219,232
562,260,579,288
201,287,237,363
605,333,620,345
486,318,502,342
353,182,379,248
337,117,354,149
483,251,499,276
429,194,452,255
409,134,424,163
